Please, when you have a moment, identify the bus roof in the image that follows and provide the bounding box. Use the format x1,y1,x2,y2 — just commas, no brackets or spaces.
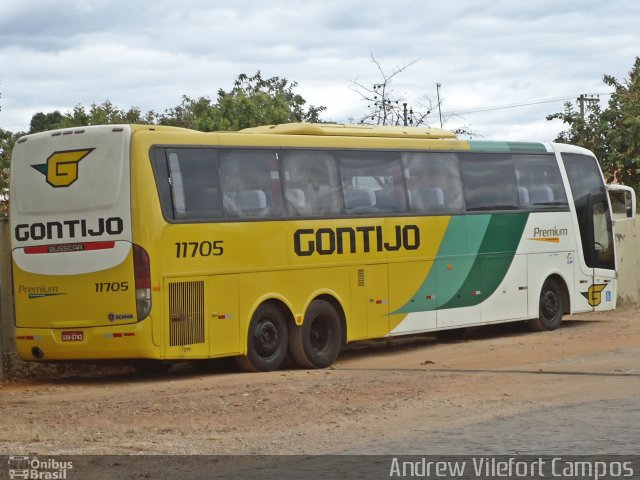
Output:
239,122,458,139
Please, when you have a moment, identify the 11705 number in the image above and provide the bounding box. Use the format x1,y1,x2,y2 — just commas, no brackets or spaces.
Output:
175,241,224,258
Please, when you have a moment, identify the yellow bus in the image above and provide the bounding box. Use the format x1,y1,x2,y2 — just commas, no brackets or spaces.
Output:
9,123,635,371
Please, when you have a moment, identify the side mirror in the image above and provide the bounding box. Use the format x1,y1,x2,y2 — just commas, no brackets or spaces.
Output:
606,184,636,222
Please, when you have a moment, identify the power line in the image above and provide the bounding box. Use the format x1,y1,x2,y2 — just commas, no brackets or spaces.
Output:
432,93,611,117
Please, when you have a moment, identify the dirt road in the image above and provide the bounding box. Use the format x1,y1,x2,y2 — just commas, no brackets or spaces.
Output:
0,307,638,455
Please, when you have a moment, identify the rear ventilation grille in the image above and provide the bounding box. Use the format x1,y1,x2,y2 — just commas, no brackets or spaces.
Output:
168,281,205,347
357,269,365,287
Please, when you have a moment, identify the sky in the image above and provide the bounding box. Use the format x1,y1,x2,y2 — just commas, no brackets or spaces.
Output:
0,0,639,141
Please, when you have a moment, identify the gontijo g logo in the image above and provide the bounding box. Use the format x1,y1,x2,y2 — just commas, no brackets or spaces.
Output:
31,148,94,188
581,283,608,307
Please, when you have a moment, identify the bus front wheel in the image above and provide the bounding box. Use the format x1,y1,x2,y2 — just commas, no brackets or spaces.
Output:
289,299,342,369
529,278,564,331
236,303,288,372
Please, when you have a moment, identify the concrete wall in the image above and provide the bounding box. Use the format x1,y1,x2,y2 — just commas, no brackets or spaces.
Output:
615,217,640,305
0,219,13,379
1,217,639,379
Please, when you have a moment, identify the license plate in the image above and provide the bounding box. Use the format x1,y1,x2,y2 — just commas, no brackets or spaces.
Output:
62,331,84,342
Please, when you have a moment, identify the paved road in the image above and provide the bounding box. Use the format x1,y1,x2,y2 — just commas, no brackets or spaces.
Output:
344,396,640,455
337,334,640,456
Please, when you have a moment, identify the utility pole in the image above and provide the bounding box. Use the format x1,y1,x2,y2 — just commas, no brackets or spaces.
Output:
436,83,443,129
577,94,599,120
402,103,415,127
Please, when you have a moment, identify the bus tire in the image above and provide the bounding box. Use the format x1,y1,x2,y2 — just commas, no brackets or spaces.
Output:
528,278,564,331
289,299,342,369
236,303,288,372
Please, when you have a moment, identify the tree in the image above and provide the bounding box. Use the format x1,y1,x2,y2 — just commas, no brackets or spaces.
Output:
601,57,640,188
548,56,640,190
159,72,326,131
28,101,156,133
0,128,23,216
159,95,218,131
351,55,474,136
2,73,324,215
64,101,156,127
215,72,325,130
351,55,433,126
29,111,65,133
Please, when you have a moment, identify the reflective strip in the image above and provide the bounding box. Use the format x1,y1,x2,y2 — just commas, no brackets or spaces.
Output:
24,241,116,254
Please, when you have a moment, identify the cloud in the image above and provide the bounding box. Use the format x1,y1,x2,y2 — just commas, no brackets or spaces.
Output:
1,0,639,141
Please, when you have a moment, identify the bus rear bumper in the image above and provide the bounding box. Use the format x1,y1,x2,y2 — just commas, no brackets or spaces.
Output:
14,320,159,361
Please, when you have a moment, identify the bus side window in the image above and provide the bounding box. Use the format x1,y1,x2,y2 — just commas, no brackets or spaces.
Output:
167,152,186,218
281,151,342,216
460,153,519,211
220,150,283,219
166,148,223,220
515,155,568,210
402,152,463,214
337,151,406,215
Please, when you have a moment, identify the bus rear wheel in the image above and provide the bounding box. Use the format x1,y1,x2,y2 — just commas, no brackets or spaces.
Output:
289,299,342,369
529,278,564,331
236,303,288,372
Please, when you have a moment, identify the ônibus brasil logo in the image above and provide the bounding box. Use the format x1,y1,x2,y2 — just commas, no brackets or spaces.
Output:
31,148,94,188
7,455,73,479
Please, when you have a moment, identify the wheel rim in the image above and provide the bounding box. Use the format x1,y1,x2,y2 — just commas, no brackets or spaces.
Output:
309,316,331,355
541,287,560,321
254,318,280,359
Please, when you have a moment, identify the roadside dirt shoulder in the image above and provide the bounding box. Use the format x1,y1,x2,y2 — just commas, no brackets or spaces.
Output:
1,307,638,455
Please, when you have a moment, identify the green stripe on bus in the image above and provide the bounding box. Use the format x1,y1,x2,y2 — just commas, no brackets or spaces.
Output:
439,213,529,309
468,141,547,153
506,142,548,153
468,141,511,153
393,215,492,314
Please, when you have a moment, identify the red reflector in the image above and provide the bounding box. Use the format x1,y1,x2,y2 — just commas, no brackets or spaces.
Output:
109,332,135,338
24,241,115,254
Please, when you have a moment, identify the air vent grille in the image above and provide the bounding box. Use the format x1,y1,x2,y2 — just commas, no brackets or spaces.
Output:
168,280,205,346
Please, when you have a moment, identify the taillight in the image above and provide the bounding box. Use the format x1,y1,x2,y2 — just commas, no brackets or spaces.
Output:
133,244,151,320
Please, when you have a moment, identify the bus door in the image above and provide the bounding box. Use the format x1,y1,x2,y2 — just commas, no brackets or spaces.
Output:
562,152,616,312
586,192,616,311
